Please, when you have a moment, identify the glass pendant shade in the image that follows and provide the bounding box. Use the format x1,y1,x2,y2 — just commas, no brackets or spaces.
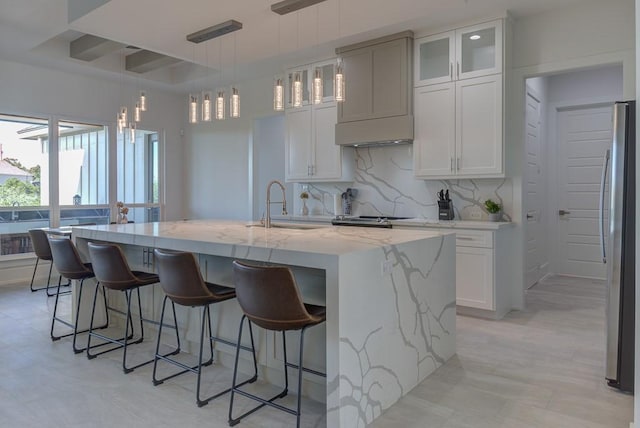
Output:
293,72,303,107
230,87,240,118
117,112,124,134
139,91,147,111
189,94,199,124
202,91,212,122
215,92,225,120
134,103,141,123
273,78,284,111
313,68,323,105
119,106,128,129
129,122,136,144
334,62,345,102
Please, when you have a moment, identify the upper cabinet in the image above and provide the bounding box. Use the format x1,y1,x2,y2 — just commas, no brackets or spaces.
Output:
415,20,502,87
285,59,354,182
414,19,505,179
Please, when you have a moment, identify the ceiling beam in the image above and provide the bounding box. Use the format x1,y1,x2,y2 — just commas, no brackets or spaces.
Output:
70,34,123,61
126,50,182,73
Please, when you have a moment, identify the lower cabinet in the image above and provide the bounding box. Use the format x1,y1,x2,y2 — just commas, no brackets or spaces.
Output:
456,245,493,310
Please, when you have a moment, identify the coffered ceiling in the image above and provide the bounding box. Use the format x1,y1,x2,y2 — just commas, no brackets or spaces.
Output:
0,0,587,93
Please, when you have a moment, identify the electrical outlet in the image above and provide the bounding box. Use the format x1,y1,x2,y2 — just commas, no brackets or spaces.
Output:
470,209,482,220
381,260,393,276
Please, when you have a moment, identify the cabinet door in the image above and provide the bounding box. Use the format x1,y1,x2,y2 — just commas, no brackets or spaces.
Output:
415,31,455,87
455,74,502,176
311,104,341,180
285,107,313,181
413,83,456,178
286,68,310,109
456,246,494,310
455,20,502,80
337,48,373,122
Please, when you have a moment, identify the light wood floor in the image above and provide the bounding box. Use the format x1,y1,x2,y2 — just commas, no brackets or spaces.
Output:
0,275,633,427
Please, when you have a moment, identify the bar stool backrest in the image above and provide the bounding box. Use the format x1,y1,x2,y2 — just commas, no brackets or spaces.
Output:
232,261,313,331
28,229,52,260
49,237,93,280
87,242,137,290
154,249,216,306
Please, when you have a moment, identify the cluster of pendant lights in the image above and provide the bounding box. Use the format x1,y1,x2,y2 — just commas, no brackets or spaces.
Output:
117,91,147,143
189,86,240,124
273,59,344,111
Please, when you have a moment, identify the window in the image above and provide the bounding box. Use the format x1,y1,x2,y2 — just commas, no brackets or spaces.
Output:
117,128,161,223
0,114,50,256
57,120,110,226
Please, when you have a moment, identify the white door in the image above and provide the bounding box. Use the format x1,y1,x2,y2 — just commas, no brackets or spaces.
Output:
525,89,543,288
556,104,613,279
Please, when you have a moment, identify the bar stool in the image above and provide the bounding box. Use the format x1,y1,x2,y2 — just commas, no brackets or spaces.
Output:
28,229,65,296
229,261,326,428
86,242,179,373
48,237,109,353
152,249,258,407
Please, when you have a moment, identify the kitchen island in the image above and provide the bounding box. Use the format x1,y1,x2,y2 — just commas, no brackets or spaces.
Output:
73,220,456,427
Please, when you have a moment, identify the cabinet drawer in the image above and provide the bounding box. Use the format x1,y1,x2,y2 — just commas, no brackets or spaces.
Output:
454,230,493,248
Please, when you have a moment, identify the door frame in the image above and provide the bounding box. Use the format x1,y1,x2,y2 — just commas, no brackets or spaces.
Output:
547,99,618,277
509,50,633,310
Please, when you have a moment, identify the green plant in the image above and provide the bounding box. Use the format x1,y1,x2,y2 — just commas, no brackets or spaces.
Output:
299,191,309,199
484,199,501,214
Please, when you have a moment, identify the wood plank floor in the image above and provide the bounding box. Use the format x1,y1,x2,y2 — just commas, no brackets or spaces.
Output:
0,275,633,427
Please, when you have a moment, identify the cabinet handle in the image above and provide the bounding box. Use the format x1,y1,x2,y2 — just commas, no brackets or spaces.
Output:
457,62,460,78
450,62,453,79
307,165,311,176
450,157,454,172
457,157,460,170
457,237,474,241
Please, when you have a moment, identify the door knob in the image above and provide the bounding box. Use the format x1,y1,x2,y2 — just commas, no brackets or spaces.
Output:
526,213,534,219
558,209,571,216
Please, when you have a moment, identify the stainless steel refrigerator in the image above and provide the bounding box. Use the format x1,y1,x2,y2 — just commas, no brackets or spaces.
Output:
602,100,635,393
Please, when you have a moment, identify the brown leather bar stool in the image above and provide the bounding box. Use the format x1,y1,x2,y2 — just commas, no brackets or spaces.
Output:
28,229,65,296
229,261,326,428
48,237,110,353
86,242,180,373
153,249,258,407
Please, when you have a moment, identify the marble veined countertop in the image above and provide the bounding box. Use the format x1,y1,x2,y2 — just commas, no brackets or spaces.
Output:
73,219,450,256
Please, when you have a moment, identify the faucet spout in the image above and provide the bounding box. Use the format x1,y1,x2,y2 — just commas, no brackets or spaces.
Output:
265,180,287,228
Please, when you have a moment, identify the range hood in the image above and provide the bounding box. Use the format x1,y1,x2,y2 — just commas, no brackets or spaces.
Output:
335,31,414,147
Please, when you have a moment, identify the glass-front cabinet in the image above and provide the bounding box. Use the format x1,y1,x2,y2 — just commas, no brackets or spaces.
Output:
415,19,502,86
286,59,336,108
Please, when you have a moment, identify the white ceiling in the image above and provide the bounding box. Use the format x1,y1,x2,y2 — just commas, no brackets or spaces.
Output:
0,0,585,93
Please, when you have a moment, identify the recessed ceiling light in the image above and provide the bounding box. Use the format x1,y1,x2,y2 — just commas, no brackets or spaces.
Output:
469,34,481,40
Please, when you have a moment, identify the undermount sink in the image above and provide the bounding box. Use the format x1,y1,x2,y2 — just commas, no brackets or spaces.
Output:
246,223,324,230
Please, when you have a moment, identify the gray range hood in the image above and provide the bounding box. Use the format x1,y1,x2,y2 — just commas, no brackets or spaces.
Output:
335,31,414,147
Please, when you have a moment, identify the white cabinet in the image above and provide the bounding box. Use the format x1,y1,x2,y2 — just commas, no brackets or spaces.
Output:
285,103,353,182
285,59,354,182
414,20,502,87
414,74,502,178
456,246,494,310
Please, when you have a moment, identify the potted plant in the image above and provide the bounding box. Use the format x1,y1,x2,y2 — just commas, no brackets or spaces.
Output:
299,191,309,216
484,199,502,222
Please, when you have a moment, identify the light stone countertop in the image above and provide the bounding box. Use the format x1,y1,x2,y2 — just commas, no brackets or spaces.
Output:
272,215,514,230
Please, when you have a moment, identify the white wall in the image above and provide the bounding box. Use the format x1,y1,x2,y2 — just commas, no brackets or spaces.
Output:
0,58,185,221
184,75,276,220
546,65,624,105
506,0,635,309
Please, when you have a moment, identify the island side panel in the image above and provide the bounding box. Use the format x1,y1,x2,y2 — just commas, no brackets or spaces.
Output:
329,233,456,427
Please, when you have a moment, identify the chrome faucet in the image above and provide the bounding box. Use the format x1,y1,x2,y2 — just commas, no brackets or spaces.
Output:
265,180,287,228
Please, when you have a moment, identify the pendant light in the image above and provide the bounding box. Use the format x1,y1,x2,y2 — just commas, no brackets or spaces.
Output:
215,91,225,120
274,78,284,111
134,102,141,122
129,122,136,144
139,91,147,111
334,59,345,102
189,94,199,124
292,71,303,107
119,106,128,133
230,87,240,118
202,91,212,122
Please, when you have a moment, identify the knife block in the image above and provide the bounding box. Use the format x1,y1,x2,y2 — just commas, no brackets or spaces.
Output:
438,201,454,220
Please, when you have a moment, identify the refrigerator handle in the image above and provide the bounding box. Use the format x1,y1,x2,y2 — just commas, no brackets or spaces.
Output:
599,149,610,263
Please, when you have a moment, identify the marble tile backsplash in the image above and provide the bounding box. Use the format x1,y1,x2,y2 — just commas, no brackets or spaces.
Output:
293,145,512,221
